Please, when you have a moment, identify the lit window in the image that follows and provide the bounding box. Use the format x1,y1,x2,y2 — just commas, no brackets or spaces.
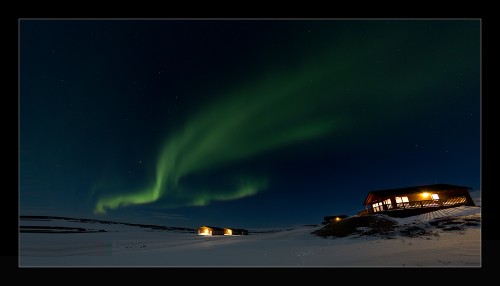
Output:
372,202,383,212
384,199,392,205
395,196,409,203
431,194,439,200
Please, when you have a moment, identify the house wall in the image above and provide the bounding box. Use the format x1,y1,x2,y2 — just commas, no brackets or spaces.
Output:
212,229,224,235
366,205,470,218
365,188,475,214
198,228,211,235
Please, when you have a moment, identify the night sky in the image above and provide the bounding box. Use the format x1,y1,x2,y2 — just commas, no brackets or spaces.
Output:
19,19,480,229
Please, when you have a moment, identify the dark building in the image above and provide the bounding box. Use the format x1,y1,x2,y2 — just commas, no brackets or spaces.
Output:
198,226,248,236
227,228,249,235
323,215,348,224
198,226,225,235
358,184,476,218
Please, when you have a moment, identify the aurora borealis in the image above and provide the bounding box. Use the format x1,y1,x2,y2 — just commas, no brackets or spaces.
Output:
20,19,480,228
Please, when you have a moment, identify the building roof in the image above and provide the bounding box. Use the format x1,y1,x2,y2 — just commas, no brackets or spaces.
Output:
198,226,224,230
363,184,472,205
198,226,247,231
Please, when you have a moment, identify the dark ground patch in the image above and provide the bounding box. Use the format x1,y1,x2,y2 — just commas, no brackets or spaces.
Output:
312,213,480,239
311,215,397,238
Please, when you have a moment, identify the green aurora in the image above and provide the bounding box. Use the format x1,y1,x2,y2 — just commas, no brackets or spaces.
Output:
94,22,479,214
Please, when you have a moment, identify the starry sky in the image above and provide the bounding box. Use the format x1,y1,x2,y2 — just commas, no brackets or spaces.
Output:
19,19,480,229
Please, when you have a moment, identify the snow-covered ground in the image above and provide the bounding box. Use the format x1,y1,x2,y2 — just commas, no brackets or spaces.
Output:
19,197,481,267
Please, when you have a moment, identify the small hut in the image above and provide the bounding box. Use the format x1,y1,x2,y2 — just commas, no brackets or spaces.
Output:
198,226,249,236
323,215,348,225
198,226,225,235
226,228,249,235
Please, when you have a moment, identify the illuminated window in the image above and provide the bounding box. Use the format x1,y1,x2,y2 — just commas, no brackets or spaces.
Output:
395,196,409,203
372,202,383,212
431,194,439,200
383,198,392,209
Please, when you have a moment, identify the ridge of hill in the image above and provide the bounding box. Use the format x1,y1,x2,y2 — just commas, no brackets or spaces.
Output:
313,205,480,238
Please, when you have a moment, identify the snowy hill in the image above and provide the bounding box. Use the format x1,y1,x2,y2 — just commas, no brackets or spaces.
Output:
19,205,480,267
313,205,480,239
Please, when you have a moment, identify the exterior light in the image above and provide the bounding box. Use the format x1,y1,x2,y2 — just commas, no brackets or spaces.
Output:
421,192,430,198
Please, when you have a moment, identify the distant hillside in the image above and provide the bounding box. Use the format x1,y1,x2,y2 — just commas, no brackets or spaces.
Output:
21,204,481,238
20,215,196,234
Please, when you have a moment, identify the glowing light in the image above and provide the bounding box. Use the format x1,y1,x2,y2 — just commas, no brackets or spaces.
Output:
335,217,341,221
198,227,212,235
421,192,430,198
